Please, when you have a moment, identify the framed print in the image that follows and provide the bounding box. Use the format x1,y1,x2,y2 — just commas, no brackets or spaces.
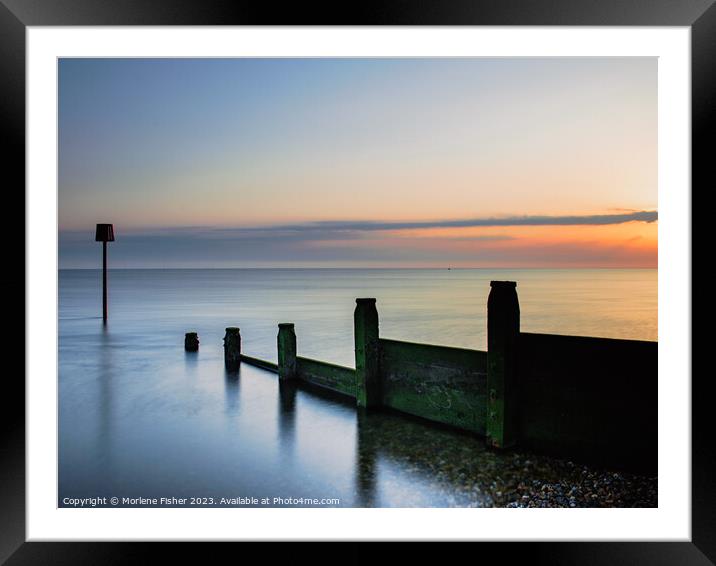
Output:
6,0,710,563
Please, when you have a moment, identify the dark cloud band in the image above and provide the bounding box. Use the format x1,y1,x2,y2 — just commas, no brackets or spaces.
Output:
61,210,658,241
249,210,658,233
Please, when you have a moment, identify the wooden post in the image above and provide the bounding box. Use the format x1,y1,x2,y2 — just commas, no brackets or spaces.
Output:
486,281,520,448
184,332,199,352
223,327,241,371
95,223,115,324
354,298,380,409
277,323,297,381
102,241,107,322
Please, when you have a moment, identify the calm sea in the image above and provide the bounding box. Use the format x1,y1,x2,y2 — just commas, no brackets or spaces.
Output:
58,268,657,507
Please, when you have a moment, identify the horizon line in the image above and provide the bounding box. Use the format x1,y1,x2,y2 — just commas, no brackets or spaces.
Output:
58,266,658,271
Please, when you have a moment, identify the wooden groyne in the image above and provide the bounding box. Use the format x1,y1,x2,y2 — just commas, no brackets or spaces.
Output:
208,280,657,473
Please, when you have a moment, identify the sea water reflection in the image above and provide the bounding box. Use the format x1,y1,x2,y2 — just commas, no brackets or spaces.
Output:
59,269,657,507
59,328,492,507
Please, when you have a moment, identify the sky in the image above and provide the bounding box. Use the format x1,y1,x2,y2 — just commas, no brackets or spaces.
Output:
58,58,657,268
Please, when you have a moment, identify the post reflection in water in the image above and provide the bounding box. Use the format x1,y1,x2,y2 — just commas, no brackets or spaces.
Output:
184,348,199,374
355,411,378,507
96,324,113,492
277,381,297,454
223,365,241,413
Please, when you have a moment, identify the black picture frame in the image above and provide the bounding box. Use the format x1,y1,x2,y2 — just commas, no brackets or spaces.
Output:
5,0,708,563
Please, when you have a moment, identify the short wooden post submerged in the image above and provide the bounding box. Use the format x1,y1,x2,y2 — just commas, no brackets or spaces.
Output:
486,280,520,448
224,327,241,371
184,332,199,352
354,298,381,409
277,323,297,381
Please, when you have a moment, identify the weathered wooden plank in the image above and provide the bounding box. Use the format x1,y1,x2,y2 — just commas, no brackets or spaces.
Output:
297,356,356,398
240,354,278,373
380,338,488,434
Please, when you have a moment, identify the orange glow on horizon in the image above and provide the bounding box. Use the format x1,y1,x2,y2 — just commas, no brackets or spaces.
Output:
307,221,657,268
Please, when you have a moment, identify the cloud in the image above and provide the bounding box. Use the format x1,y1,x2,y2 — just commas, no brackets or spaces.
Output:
58,210,657,268
204,210,658,235
69,210,655,240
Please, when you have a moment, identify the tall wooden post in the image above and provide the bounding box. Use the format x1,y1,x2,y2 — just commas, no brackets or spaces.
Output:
102,241,107,321
277,323,297,381
95,224,115,324
354,298,380,409
486,281,520,448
